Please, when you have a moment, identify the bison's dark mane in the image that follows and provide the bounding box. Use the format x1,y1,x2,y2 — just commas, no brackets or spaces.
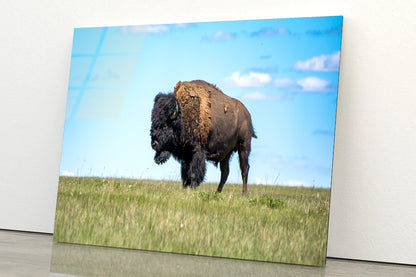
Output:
151,93,202,163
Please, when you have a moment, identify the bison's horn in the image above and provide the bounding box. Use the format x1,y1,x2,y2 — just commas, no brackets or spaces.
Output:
170,101,179,119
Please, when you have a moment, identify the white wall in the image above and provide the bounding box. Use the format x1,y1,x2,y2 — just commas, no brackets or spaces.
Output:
0,0,414,265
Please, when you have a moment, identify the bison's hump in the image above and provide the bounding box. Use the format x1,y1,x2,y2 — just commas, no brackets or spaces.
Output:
174,80,216,146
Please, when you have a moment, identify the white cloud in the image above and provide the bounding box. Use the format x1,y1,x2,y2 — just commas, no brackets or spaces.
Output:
175,23,190,29
120,25,170,34
256,178,278,185
243,91,267,100
206,30,236,41
223,71,272,87
61,170,75,177
256,178,267,185
296,77,331,92
274,76,333,93
294,51,340,72
251,27,290,37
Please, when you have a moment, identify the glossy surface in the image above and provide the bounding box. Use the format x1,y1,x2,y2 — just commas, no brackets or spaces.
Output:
1,230,415,277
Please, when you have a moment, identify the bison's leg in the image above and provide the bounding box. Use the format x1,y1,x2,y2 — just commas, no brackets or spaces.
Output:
217,152,232,193
238,141,251,195
181,160,191,188
188,151,206,188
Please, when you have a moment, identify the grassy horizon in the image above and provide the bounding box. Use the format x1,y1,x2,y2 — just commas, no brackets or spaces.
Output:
53,176,330,266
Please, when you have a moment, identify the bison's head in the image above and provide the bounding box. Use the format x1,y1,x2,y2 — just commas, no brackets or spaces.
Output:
150,93,181,164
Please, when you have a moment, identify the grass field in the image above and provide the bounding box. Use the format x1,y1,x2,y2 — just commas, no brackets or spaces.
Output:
53,177,330,266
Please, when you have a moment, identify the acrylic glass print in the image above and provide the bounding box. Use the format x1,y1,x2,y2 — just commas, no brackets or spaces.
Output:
54,16,343,266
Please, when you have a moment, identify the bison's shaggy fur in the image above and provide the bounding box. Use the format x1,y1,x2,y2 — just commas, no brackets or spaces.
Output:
174,81,212,146
151,80,256,195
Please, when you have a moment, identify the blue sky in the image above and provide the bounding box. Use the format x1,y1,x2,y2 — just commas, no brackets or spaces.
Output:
60,16,343,188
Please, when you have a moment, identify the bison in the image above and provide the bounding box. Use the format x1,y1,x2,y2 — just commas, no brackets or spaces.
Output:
150,80,256,195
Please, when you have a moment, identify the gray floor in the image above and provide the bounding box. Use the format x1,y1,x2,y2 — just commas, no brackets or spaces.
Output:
1,230,415,277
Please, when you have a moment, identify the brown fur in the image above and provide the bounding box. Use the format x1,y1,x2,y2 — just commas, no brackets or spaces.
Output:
174,81,212,146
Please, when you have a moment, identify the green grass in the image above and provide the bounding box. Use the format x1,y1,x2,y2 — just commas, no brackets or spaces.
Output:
53,177,330,266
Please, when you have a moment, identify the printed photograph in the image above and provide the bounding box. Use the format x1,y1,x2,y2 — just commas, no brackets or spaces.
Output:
54,16,343,266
